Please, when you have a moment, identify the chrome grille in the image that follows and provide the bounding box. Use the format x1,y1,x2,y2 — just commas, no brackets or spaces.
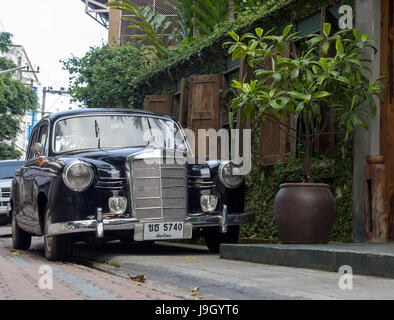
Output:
131,158,187,220
1,188,10,198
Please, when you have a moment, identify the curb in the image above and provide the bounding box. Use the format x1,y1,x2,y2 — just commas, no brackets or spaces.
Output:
220,243,394,279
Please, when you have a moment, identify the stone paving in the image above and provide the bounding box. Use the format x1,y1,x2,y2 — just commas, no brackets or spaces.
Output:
0,235,178,300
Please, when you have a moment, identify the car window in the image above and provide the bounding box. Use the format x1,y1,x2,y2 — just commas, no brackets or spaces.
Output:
27,129,39,160
0,161,24,179
38,124,48,154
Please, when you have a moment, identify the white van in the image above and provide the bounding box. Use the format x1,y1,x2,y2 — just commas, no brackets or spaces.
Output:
0,160,24,225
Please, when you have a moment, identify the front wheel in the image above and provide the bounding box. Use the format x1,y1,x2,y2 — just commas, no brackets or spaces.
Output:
44,207,72,261
12,214,31,250
203,225,240,253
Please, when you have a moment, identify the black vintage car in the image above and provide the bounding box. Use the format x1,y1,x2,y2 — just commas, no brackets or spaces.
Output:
10,109,253,260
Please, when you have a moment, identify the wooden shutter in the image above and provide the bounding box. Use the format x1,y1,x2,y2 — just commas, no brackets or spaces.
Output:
188,74,222,158
179,78,190,128
259,44,297,166
143,95,173,116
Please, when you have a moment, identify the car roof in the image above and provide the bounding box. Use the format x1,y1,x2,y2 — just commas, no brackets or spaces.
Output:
41,108,174,124
0,159,24,163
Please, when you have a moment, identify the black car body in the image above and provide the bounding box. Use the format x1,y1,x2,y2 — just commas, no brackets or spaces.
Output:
10,109,253,260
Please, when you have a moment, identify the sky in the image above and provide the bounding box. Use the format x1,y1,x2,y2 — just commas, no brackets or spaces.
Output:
0,0,108,115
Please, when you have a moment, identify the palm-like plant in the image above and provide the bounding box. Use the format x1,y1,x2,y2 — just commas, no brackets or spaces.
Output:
191,0,229,35
166,0,194,41
107,0,175,59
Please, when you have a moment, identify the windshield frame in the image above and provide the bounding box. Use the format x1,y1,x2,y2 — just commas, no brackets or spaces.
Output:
50,113,190,155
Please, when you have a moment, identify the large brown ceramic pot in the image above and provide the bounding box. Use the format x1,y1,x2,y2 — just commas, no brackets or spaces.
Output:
274,183,335,244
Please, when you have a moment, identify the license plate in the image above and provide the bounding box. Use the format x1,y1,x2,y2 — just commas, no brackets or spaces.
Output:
143,222,185,240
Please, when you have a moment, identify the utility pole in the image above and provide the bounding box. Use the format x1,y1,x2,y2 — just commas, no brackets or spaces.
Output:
41,87,70,118
0,65,27,75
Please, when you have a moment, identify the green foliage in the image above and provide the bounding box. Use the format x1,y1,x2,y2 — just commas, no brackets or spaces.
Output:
0,32,12,53
0,143,22,160
0,35,38,159
226,23,384,181
107,0,175,59
0,57,17,71
191,0,229,35
0,75,38,140
166,0,195,41
62,43,150,108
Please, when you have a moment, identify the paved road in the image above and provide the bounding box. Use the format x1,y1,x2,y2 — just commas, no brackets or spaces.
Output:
1,225,394,300
0,227,177,300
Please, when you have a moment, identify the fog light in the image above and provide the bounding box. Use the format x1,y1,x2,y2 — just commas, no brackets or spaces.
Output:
108,196,127,215
200,195,218,213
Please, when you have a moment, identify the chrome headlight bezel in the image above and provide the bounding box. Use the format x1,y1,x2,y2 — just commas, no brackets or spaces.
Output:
218,161,244,189
200,194,218,213
108,196,127,215
62,160,94,192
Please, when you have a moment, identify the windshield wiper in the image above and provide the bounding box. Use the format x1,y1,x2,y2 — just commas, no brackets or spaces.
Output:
95,120,101,149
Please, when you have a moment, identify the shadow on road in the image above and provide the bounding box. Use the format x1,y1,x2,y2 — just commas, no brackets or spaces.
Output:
73,240,211,257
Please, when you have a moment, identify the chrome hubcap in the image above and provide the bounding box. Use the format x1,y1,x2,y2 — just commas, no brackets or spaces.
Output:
45,212,53,253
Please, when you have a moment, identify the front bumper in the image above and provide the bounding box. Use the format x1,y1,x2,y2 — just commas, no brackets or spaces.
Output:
0,207,8,216
46,206,254,240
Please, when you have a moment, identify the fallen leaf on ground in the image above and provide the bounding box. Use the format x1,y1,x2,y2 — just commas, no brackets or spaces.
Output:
185,256,196,260
190,287,199,292
128,274,147,283
190,292,197,296
136,282,142,286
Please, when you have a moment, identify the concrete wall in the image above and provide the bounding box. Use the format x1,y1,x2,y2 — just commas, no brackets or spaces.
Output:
352,0,381,241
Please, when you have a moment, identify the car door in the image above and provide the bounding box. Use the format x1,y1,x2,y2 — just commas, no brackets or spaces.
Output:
18,127,40,229
31,122,49,227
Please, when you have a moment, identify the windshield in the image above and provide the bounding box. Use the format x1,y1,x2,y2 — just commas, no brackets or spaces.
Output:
0,161,24,179
53,115,187,153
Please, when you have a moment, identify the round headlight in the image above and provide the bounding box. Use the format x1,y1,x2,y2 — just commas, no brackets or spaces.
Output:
200,194,218,213
218,161,244,189
62,160,94,192
108,196,127,215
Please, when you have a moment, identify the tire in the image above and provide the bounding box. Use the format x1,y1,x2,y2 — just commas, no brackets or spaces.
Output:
203,225,240,253
44,206,72,261
0,215,10,225
12,214,31,250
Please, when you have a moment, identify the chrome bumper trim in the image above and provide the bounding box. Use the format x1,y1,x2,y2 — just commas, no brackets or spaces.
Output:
46,212,254,238
186,212,254,227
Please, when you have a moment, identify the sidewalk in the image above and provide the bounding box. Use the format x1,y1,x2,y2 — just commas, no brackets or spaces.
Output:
221,242,394,279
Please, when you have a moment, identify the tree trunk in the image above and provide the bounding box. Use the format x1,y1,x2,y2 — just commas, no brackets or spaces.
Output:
303,113,311,182
229,0,234,19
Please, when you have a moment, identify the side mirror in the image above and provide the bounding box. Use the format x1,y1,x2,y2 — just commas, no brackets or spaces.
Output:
31,142,44,157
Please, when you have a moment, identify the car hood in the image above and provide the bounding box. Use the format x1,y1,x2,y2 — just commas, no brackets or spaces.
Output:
70,147,146,178
0,178,13,188
62,147,187,178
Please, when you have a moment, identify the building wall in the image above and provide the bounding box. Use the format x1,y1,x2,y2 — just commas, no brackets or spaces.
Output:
352,0,381,241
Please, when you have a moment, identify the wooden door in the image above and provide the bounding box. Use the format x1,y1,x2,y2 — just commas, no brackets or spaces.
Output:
179,78,190,128
143,95,173,116
380,0,394,239
187,74,222,158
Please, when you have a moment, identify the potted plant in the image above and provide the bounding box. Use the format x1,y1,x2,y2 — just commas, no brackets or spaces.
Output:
225,23,384,243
